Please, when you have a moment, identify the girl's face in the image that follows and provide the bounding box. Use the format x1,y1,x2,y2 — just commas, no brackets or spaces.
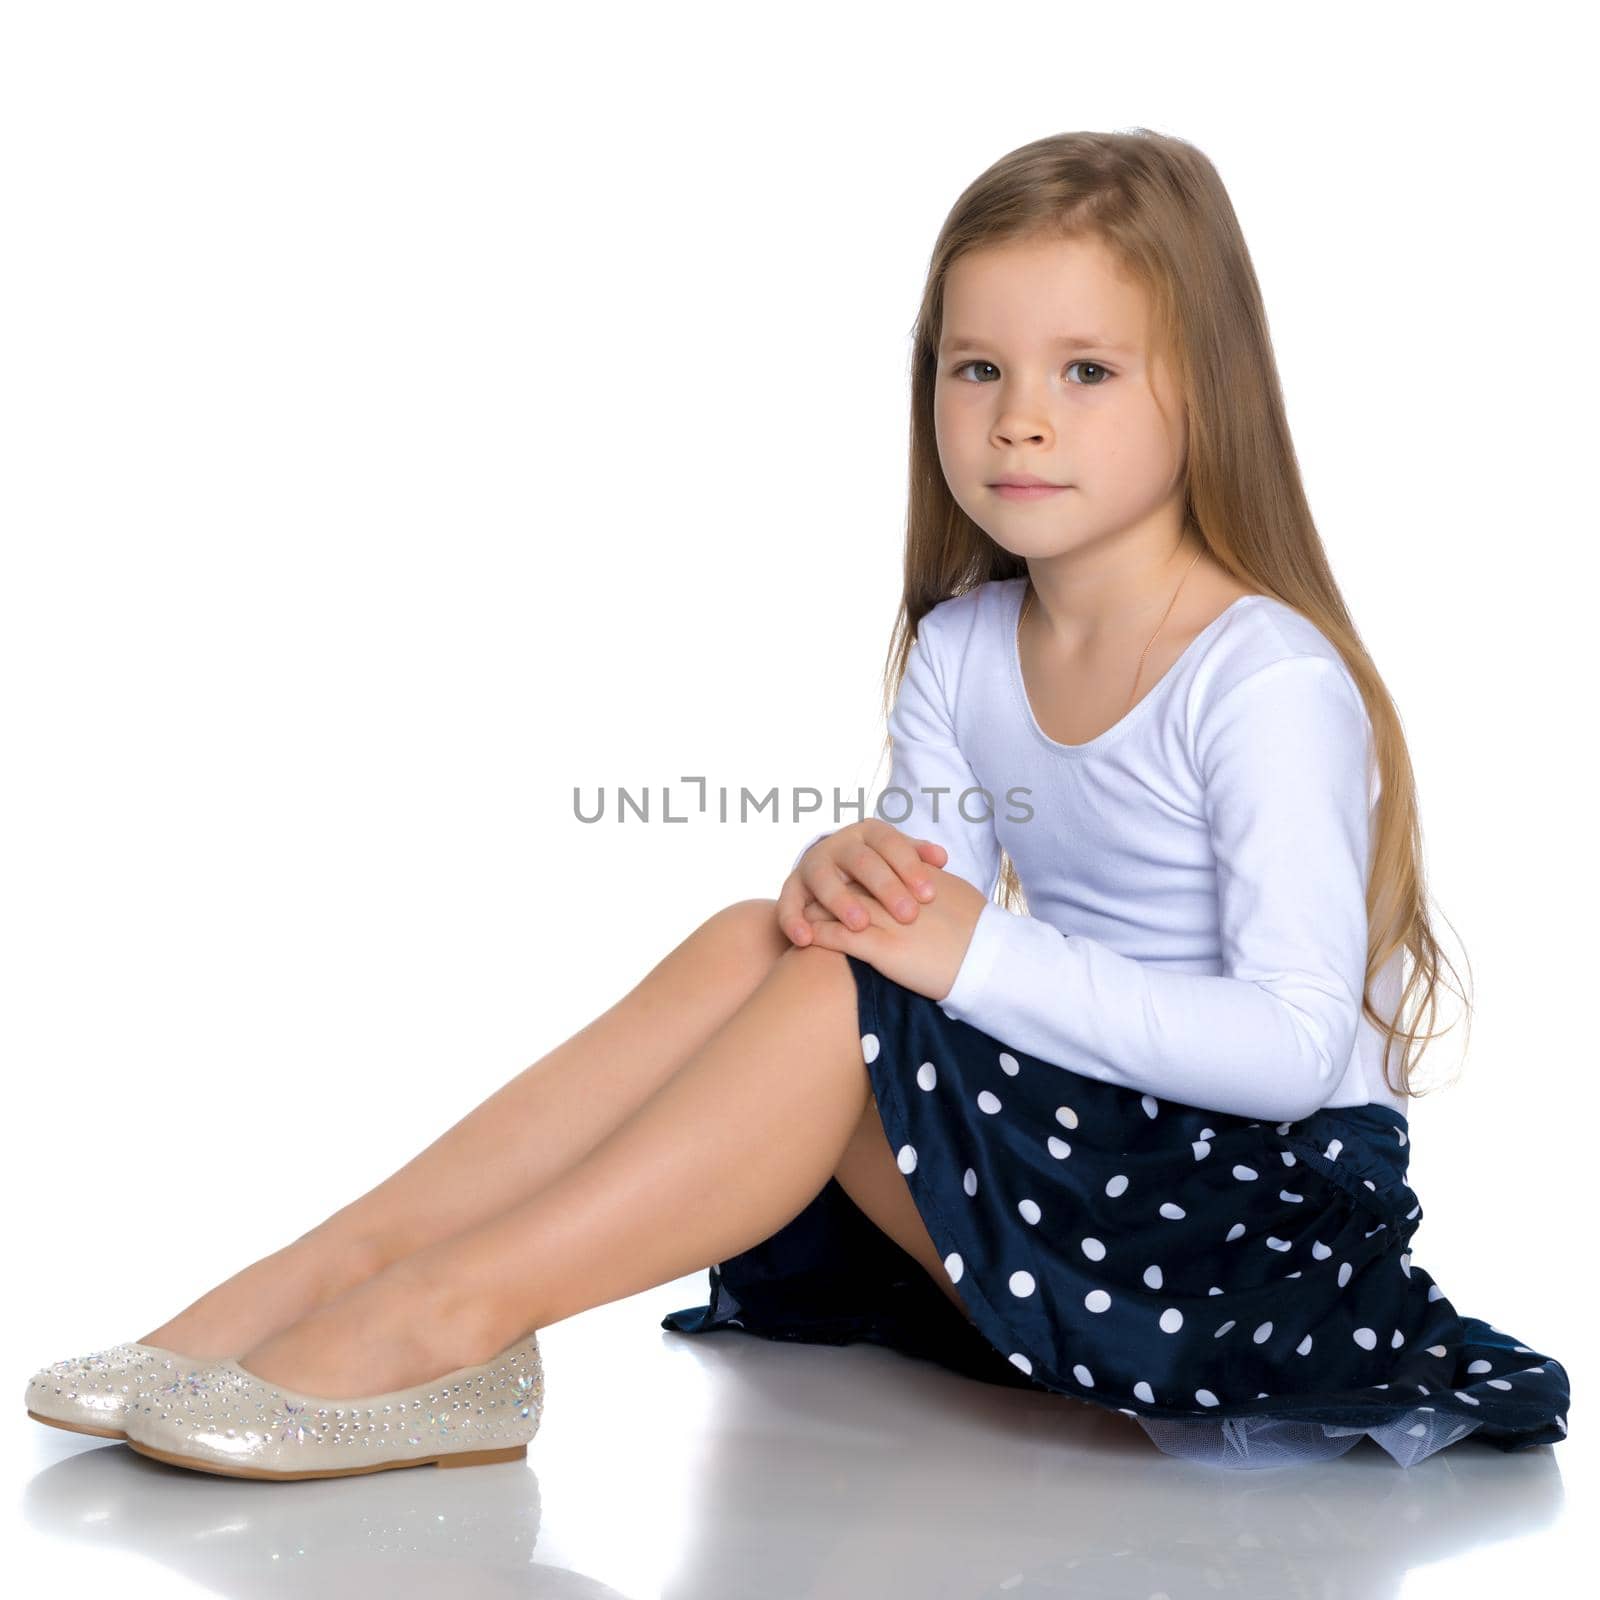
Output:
932,233,1189,563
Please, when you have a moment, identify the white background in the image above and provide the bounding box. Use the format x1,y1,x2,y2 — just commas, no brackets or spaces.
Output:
3,1,1592,1594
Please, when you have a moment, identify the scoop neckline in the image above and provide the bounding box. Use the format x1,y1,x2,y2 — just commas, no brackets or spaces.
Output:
1006,577,1266,757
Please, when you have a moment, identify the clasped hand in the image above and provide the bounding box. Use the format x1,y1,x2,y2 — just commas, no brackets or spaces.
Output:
777,820,988,1003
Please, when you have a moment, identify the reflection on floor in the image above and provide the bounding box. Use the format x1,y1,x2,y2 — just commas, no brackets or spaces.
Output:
14,1278,1572,1599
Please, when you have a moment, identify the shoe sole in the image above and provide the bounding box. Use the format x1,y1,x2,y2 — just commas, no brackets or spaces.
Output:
28,1409,128,1441
124,1436,528,1479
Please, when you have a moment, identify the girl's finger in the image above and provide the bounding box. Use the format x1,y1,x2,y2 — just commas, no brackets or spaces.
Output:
838,842,920,924
809,916,883,964
776,872,819,944
803,917,851,950
885,837,942,903
812,878,876,932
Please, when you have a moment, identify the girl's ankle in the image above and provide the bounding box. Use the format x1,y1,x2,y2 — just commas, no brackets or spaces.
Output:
136,1238,383,1360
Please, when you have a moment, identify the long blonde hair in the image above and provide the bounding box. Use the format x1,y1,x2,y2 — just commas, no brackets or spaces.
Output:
877,128,1469,1101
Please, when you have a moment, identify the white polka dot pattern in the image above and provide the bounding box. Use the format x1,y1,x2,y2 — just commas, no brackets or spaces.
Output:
665,976,1572,1470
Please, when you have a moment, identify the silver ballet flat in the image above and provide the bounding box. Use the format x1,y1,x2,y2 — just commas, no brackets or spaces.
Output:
121,1330,544,1479
25,1343,201,1440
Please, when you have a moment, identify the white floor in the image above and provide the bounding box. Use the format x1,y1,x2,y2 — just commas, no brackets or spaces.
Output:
9,1274,1582,1599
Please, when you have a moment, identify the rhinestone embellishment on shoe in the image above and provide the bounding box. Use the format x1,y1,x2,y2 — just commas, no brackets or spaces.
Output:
121,1332,544,1479
24,1342,184,1439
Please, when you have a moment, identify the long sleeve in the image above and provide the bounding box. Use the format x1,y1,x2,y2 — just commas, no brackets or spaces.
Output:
792,609,1003,895
938,655,1374,1122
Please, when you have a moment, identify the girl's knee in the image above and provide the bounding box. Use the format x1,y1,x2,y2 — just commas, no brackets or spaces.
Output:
774,941,859,1015
700,897,791,969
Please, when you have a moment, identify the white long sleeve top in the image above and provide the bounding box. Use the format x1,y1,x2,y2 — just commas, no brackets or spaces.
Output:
793,576,1405,1124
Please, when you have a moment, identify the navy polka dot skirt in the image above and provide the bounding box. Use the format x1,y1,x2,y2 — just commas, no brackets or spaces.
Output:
663,953,1572,1469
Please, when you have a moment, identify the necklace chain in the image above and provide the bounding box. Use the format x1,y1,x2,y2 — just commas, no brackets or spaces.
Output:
1017,543,1206,717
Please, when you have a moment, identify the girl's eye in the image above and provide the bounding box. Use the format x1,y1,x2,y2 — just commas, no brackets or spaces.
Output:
949,359,1112,386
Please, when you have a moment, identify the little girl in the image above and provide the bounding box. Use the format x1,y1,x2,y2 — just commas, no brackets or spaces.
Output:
27,129,1571,1478
665,128,1573,1470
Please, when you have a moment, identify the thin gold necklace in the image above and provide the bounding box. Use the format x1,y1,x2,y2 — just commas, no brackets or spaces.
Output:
1017,544,1206,717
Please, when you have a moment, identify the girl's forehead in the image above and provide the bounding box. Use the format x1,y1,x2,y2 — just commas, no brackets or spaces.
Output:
942,236,1150,345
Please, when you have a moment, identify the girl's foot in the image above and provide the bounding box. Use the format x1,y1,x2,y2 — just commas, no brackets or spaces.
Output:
136,1233,384,1362
234,1257,511,1399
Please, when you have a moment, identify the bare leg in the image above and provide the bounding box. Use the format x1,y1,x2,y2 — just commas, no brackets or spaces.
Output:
137,897,793,1359
834,1094,974,1322
233,943,898,1397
